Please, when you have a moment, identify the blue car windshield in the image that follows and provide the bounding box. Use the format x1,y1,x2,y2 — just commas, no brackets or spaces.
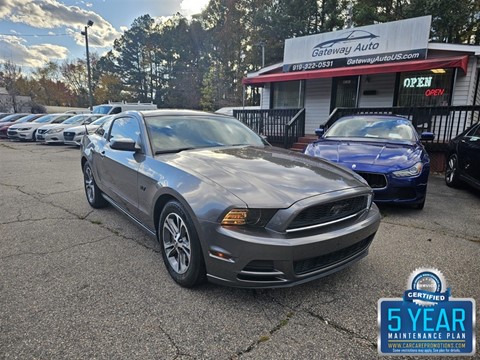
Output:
325,117,416,142
145,115,266,154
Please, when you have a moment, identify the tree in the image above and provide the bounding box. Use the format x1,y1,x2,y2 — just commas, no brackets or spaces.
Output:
0,61,23,112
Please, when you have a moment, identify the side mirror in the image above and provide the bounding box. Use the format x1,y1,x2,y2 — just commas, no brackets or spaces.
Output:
420,132,435,141
315,126,325,138
110,138,140,152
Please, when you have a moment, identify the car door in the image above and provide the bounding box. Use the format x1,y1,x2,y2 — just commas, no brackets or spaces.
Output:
460,124,480,182
97,116,143,216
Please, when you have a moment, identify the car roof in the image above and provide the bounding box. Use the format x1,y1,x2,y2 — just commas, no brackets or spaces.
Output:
135,109,226,117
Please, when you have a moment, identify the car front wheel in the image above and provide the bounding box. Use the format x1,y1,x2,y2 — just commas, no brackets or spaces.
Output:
159,201,206,287
445,153,462,188
83,162,108,208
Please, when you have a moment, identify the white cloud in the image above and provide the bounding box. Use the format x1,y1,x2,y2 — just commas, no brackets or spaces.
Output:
0,0,121,48
180,0,209,16
0,35,69,67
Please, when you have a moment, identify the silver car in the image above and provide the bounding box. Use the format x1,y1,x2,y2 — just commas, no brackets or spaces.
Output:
63,115,114,146
37,114,104,144
8,113,72,141
81,110,380,288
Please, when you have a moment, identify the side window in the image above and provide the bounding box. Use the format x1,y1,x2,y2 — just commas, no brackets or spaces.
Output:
109,117,141,144
470,125,480,138
95,118,114,139
110,107,122,114
53,115,70,123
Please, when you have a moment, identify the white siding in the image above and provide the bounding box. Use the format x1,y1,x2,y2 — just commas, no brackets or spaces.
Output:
260,85,270,109
452,57,478,106
358,73,395,107
304,78,332,134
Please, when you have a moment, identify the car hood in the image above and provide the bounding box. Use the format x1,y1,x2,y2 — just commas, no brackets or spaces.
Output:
9,122,46,130
305,140,423,172
38,124,62,131
160,146,367,208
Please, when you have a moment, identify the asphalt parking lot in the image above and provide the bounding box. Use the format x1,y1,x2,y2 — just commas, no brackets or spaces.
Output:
1,140,479,359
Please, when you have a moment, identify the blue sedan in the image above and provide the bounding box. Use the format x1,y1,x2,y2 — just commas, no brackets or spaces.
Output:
304,115,434,209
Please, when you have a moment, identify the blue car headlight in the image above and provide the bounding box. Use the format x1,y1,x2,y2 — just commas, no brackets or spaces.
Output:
392,162,423,177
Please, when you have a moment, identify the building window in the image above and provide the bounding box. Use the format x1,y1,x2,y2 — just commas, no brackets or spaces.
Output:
271,80,304,109
396,69,454,107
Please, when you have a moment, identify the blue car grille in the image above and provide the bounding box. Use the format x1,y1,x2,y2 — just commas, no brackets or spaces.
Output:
294,235,374,275
288,195,368,231
356,172,387,188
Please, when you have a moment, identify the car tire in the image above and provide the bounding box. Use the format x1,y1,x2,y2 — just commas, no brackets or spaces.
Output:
159,201,206,288
31,130,36,142
83,162,108,208
445,153,462,188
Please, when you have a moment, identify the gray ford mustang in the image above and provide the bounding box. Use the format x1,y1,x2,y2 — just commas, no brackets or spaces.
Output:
81,109,380,288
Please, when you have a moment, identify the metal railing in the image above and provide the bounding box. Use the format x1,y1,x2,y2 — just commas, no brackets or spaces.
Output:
325,106,480,151
233,108,305,147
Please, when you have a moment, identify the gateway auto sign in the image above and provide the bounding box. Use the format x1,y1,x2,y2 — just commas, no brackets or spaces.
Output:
283,16,431,72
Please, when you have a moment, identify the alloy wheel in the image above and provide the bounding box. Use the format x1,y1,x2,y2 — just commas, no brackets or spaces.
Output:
162,213,192,275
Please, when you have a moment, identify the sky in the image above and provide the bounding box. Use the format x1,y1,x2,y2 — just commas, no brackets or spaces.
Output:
0,0,210,71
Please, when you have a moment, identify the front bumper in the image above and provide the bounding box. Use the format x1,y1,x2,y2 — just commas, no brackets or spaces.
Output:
201,204,380,288
44,132,65,144
370,170,429,205
8,129,35,140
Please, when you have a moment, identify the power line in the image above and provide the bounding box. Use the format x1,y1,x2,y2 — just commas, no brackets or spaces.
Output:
0,33,70,37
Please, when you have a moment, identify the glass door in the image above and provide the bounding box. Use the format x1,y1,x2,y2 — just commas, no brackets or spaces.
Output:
330,76,359,112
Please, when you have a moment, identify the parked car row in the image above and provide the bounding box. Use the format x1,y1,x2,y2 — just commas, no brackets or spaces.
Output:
1,112,114,145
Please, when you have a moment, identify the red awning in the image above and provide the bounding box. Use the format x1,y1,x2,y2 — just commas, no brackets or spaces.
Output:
243,55,469,85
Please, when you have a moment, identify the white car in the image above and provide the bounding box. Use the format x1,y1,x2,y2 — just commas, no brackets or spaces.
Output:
37,114,104,144
7,113,73,141
63,115,114,146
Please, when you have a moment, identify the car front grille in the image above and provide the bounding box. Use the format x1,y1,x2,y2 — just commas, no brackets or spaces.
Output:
293,235,373,275
64,132,75,141
38,129,47,134
287,195,369,232
356,172,387,188
7,130,17,135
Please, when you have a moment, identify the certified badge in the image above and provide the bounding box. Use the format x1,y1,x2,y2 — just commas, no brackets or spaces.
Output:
378,267,476,356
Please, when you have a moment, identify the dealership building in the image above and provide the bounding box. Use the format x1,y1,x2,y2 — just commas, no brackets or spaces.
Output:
241,15,480,155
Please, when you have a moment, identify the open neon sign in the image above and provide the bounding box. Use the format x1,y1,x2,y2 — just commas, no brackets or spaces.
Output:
425,88,445,97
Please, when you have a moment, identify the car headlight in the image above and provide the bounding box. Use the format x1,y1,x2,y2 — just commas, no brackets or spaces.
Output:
221,208,276,227
392,162,423,177
48,127,64,134
19,127,31,131
77,130,86,136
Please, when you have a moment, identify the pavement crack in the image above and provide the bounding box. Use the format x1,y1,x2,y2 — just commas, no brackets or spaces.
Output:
305,310,377,350
232,311,294,359
0,217,72,225
0,235,112,260
381,219,480,244
156,323,194,359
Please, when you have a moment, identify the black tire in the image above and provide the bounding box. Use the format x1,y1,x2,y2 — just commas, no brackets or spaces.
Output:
31,130,36,142
83,162,108,208
445,153,462,188
159,201,206,287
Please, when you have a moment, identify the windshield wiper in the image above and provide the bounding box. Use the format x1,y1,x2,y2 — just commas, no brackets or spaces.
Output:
155,147,195,155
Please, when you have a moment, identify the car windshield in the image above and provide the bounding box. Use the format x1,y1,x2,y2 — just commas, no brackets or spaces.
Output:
33,114,57,123
90,115,112,126
92,105,112,114
145,114,266,154
325,117,416,142
0,114,26,122
62,115,87,124
16,114,40,123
